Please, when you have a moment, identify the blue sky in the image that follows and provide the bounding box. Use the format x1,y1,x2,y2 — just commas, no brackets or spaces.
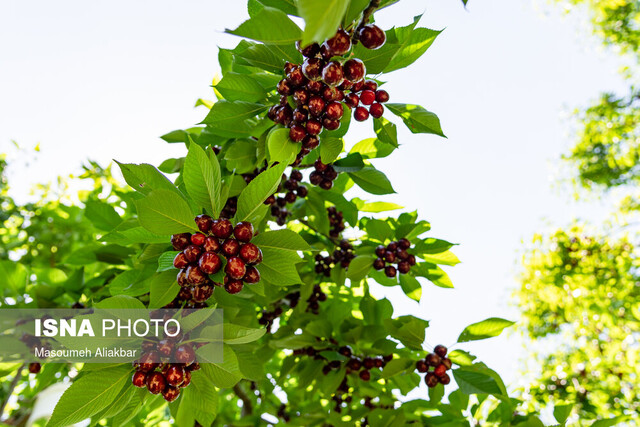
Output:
0,0,626,393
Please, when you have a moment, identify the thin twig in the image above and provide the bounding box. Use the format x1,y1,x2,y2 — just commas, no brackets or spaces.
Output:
356,0,382,32
0,364,25,419
233,383,253,417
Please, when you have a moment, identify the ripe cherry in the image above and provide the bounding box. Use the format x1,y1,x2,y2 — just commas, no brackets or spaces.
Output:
369,103,384,119
186,265,207,285
162,385,180,402
325,29,351,56
322,61,344,87
375,245,386,257
384,251,396,263
276,105,293,126
222,238,241,257
194,215,213,233
434,345,448,358
289,124,307,142
198,252,221,274
347,358,362,370
344,93,359,109
360,90,376,106
183,245,202,263
28,362,41,374
358,24,387,50
146,372,166,394
354,106,370,122
302,58,325,81
180,370,192,388
224,279,244,294
373,258,385,270
359,370,371,381
287,66,306,87
426,353,441,367
363,357,375,369
425,372,439,388
297,186,308,197
138,351,160,372
384,265,397,278
192,283,214,302
308,96,326,117
416,360,428,373
408,254,417,266
174,345,196,365
293,107,308,123
234,222,254,242
243,266,261,283
277,79,292,96
212,219,233,239
442,358,453,369
171,233,191,251
306,119,323,135
439,373,451,385
320,180,333,190
434,364,447,377
325,102,344,120
177,269,188,287
363,80,378,92
323,118,341,131
398,261,411,274
309,171,323,185
307,80,323,93
290,170,303,181
296,41,320,58
225,257,247,280
203,236,221,253
132,371,146,387
375,90,390,103
240,243,262,264
156,339,173,357
338,346,352,357
343,58,366,83
173,252,189,269
165,364,185,386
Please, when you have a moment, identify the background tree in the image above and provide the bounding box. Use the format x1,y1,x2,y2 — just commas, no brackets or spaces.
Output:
515,0,640,424
0,1,548,426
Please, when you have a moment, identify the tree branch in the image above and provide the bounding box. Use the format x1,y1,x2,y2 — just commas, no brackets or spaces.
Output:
233,383,253,417
356,0,382,32
0,364,25,419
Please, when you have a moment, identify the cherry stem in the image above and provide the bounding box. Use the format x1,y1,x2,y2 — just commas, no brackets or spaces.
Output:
233,382,253,416
357,0,382,32
0,364,25,418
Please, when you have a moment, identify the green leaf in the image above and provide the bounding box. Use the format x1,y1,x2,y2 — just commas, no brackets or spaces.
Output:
157,251,179,272
385,26,442,72
553,403,573,424
346,255,374,282
333,152,365,172
360,296,393,325
259,248,303,285
201,101,268,138
223,324,266,345
381,358,414,379
383,315,428,350
453,366,504,396
457,317,515,343
84,200,122,231
344,0,369,25
591,417,630,427
350,137,395,159
320,137,344,164
349,167,396,195
47,365,132,427
115,161,183,196
236,162,288,221
386,103,445,137
447,349,476,367
177,370,219,426
136,190,197,235
267,128,299,164
365,219,394,242
184,143,222,217
421,250,460,266
374,118,399,147
95,295,146,310
0,261,28,292
225,138,259,174
358,201,403,212
149,271,180,309
227,6,302,44
214,72,266,102
399,274,421,302
200,345,243,388
252,229,312,253
233,41,301,74
297,0,350,46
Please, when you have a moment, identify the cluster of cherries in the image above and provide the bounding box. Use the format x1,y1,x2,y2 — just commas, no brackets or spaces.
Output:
309,159,339,191
327,206,346,238
306,284,327,314
294,345,392,383
315,239,356,277
132,334,200,402
268,25,389,159
373,238,417,278
265,169,308,225
258,291,301,333
171,216,262,296
415,345,453,388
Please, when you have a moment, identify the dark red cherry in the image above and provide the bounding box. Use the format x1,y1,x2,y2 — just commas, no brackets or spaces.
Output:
277,79,292,96
325,102,344,120
165,364,185,386
224,279,244,294
243,266,261,284
173,252,189,269
194,215,213,233
354,106,370,122
344,93,359,108
306,119,323,136
325,29,351,56
174,345,196,364
203,236,221,252
369,103,384,119
234,221,254,242
225,257,247,280
296,41,321,58
222,238,241,257
192,283,214,302
240,243,262,264
425,372,439,388
198,251,222,274
162,385,180,402
434,345,448,358
132,370,146,387
343,58,366,83
358,24,387,50
375,90,389,103
308,96,326,117
186,265,208,285
289,124,307,142
146,372,166,394
363,80,378,92
156,339,173,357
302,135,320,150
322,61,344,87
302,58,325,81
287,66,306,87
384,265,397,278
323,118,341,131
360,90,376,106
211,219,233,239
171,233,191,251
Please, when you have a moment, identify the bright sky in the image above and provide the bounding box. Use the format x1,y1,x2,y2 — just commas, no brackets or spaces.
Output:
0,0,626,396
